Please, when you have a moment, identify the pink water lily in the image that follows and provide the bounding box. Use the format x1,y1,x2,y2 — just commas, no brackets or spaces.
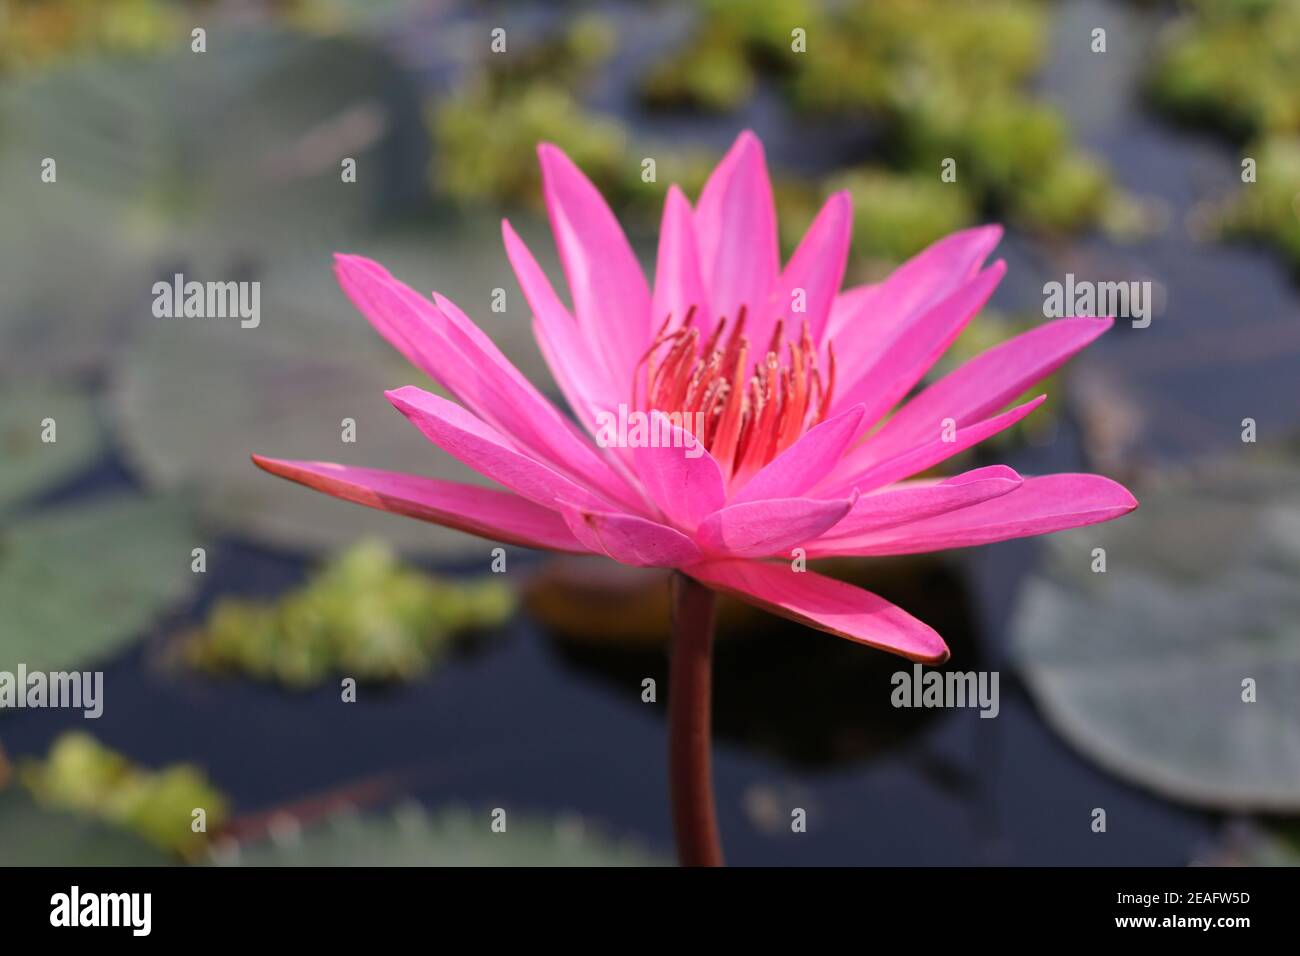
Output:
253,130,1136,865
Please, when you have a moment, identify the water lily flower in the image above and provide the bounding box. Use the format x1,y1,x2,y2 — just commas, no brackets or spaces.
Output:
253,131,1136,866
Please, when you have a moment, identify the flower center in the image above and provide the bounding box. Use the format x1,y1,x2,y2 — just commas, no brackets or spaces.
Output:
636,306,836,484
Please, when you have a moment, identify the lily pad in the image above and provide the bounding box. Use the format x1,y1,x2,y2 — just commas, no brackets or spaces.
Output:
109,221,564,557
213,803,664,867
0,388,103,513
0,27,425,378
1011,454,1300,811
0,494,199,675
0,789,170,866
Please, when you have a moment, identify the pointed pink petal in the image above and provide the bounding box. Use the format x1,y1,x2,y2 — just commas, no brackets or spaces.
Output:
250,456,587,553
808,473,1138,557
826,282,877,336
818,395,1047,495
386,386,611,512
817,465,1023,539
557,502,701,568
652,185,711,337
631,412,727,531
336,254,640,511
694,131,779,340
831,260,1007,426
538,143,652,386
860,317,1114,466
825,224,1003,371
684,559,949,662
731,404,865,504
697,495,856,559
502,220,621,417
771,190,852,343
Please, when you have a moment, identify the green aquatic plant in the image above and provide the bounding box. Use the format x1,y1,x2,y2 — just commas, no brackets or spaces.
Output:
1146,0,1300,142
430,14,713,221
18,731,227,859
639,0,1115,239
1216,135,1300,273
1145,2,1300,272
183,540,516,686
822,167,973,266
0,0,178,73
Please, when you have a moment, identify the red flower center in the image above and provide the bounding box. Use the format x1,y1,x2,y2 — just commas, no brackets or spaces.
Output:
636,307,836,483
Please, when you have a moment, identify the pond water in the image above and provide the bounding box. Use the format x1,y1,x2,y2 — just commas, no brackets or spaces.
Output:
5,0,1296,864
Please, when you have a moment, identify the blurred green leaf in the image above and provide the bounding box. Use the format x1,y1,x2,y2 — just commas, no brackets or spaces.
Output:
1011,452,1300,810
215,803,664,866
0,787,170,866
0,27,426,378
109,223,566,556
0,388,102,513
0,493,199,674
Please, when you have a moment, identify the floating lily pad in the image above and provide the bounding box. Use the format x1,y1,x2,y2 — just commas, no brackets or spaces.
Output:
109,221,564,557
0,27,425,378
183,540,516,686
1011,454,1300,811
0,788,170,866
0,388,103,513
0,494,199,675
214,803,663,867
19,731,228,860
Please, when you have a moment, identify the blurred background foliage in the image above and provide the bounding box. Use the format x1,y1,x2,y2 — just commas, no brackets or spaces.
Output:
1146,0,1300,272
1,0,1298,865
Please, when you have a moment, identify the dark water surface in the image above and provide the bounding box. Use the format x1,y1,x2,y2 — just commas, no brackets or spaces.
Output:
7,0,1294,864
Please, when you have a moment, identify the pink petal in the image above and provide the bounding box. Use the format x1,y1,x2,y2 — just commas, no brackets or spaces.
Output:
771,190,852,344
817,465,1023,539
684,559,950,663
696,495,856,559
860,317,1113,466
807,473,1138,557
730,403,865,504
250,456,587,553
558,502,702,568
538,143,652,387
652,185,711,337
817,395,1047,496
831,260,1007,426
825,224,1003,372
386,386,611,512
336,254,640,511
694,130,780,342
502,220,621,420
630,412,727,531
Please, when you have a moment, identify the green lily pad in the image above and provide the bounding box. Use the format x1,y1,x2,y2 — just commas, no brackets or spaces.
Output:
213,803,664,867
109,221,565,557
0,494,200,675
1011,454,1300,811
0,788,170,866
0,388,103,513
0,27,425,378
